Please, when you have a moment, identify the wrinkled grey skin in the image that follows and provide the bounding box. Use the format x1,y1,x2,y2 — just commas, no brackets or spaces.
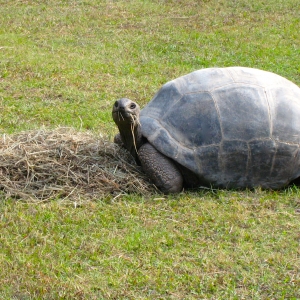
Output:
112,67,300,193
112,98,184,193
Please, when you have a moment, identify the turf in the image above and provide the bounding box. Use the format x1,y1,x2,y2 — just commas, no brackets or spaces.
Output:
0,0,299,299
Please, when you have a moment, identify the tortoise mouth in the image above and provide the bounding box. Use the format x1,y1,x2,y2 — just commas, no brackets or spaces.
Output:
112,110,139,125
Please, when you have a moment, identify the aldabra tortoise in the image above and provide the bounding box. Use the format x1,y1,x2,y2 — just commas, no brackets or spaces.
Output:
112,67,300,193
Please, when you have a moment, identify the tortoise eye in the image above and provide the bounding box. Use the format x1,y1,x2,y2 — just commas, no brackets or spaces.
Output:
114,101,119,108
130,103,136,109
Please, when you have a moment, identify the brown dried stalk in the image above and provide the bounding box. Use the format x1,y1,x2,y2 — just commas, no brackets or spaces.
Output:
0,127,156,202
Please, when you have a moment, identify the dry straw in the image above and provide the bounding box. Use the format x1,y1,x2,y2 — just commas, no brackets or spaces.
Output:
0,127,156,202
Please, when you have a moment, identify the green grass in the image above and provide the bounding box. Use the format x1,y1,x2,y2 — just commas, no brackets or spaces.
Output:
1,190,299,299
0,0,300,299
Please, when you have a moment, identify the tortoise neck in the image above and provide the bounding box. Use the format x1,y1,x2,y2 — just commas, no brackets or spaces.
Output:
118,123,144,164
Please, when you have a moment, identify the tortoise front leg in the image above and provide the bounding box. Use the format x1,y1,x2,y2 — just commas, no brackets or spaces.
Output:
114,133,124,147
138,143,183,193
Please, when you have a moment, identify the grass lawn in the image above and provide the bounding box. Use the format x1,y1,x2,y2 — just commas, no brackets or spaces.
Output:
0,0,299,299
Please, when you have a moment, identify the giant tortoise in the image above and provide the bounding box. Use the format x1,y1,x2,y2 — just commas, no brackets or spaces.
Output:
112,67,300,193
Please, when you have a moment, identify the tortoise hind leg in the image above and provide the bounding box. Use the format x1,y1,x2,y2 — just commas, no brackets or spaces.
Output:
138,143,183,193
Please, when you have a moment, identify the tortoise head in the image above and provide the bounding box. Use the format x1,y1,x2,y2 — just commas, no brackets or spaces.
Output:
112,98,143,162
112,98,140,128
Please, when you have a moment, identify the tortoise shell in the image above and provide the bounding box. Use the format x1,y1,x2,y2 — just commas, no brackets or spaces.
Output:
140,67,300,189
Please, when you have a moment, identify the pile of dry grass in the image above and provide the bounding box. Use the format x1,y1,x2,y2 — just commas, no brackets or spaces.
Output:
0,127,156,201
